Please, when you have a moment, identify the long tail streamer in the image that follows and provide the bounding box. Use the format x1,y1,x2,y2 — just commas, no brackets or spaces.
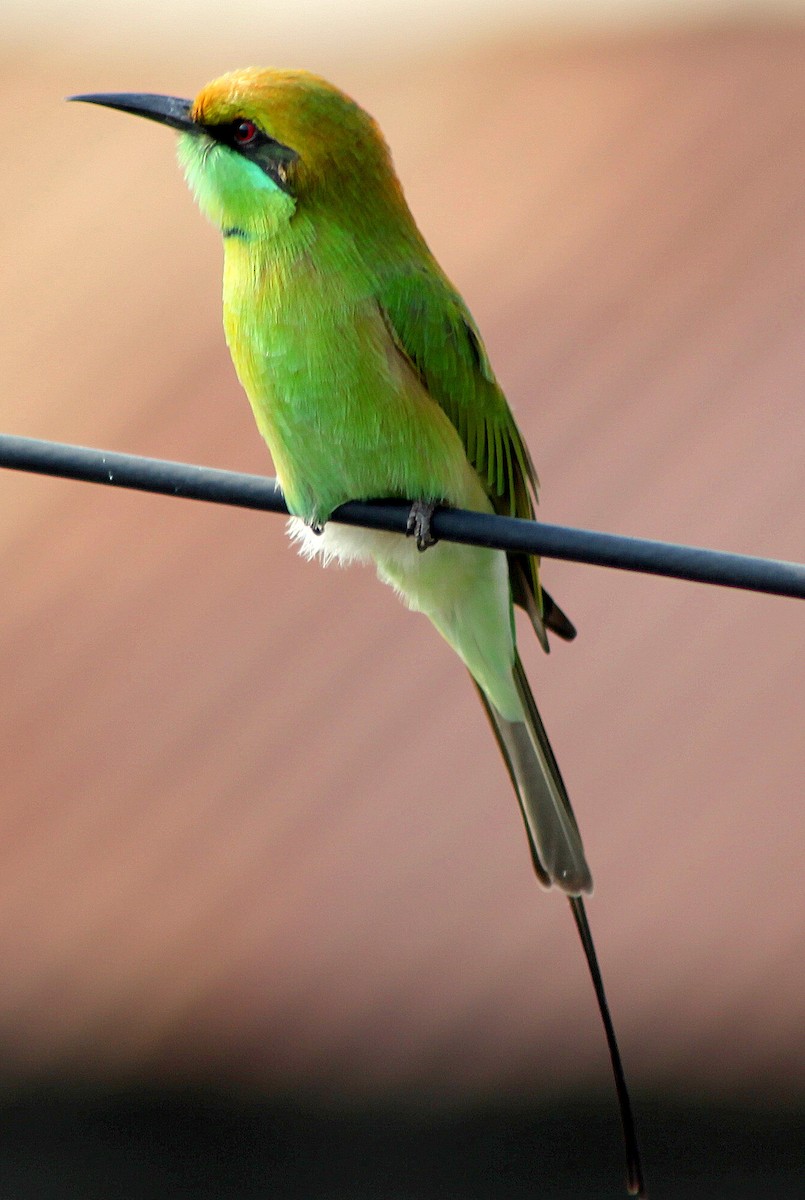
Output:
569,895,646,1197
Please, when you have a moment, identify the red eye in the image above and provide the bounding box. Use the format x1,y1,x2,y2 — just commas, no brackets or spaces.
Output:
232,119,258,145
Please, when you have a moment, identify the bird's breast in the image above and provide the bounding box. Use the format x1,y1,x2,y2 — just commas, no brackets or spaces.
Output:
221,241,487,525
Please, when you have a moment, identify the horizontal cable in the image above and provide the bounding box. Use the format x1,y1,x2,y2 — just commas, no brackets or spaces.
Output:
1,432,803,600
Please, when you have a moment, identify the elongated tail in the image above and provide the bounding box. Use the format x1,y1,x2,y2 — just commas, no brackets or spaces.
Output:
571,895,646,1197
473,659,646,1197
474,654,592,895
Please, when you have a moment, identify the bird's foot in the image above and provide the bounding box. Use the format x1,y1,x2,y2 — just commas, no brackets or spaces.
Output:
406,500,440,552
308,520,325,536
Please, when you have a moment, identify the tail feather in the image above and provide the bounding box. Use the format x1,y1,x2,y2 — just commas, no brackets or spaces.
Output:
473,655,592,895
474,661,645,1195
472,680,552,888
570,897,647,1197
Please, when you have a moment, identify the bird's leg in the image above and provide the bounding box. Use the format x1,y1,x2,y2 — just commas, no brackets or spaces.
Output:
406,499,440,552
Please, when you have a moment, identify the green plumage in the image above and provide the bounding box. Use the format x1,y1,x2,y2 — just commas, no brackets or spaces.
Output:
174,67,592,895
72,71,648,1195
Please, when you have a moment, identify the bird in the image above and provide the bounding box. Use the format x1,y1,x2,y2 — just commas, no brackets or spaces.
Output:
71,70,645,1196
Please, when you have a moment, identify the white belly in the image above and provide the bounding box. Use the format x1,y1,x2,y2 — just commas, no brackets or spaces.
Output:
287,515,521,719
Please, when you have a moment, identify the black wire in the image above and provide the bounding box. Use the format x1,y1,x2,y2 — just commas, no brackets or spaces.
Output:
1,432,803,600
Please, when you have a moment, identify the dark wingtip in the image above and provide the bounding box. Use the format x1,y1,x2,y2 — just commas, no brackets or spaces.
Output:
541,588,578,641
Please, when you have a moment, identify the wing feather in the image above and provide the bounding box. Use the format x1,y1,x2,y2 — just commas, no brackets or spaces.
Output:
376,265,566,644
377,266,537,519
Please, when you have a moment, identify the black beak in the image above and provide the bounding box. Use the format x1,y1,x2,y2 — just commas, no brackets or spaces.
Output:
68,92,196,133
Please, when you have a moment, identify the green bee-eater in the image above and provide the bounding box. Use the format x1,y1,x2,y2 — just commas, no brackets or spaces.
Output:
71,69,644,1195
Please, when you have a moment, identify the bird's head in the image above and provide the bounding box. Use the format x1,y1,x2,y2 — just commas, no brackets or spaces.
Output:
71,68,408,241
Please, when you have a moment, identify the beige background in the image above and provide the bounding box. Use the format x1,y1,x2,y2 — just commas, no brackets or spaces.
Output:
0,13,802,1115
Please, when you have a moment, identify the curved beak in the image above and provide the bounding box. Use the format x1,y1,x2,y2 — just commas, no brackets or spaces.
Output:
68,92,196,133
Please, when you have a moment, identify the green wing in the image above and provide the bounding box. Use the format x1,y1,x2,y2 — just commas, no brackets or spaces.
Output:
377,264,538,521
378,264,576,647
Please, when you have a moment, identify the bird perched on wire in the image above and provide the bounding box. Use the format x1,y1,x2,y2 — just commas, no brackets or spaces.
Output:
71,69,644,1196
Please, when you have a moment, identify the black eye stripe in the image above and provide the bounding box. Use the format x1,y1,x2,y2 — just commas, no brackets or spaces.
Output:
200,119,266,152
201,120,299,196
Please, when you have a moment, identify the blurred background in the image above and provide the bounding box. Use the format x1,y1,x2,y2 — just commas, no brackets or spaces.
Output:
1,1,803,1196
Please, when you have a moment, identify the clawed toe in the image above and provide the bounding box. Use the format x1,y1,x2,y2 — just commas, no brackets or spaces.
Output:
406,500,440,552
